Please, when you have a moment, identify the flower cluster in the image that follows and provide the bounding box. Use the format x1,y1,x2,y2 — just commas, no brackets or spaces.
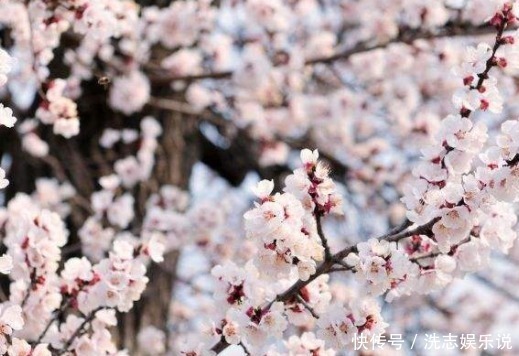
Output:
244,185,324,281
284,275,331,327
0,305,26,354
109,71,150,115
285,149,343,215
401,1,519,285
44,309,119,354
221,301,288,349
0,188,164,354
243,150,343,281
0,198,66,341
1,0,519,355
481,120,519,203
35,79,80,138
0,103,16,129
211,261,266,312
316,299,387,349
80,116,162,259
265,332,336,356
64,239,150,314
345,239,419,299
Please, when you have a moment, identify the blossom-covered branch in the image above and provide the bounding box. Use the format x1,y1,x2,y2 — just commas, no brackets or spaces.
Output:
1,0,519,355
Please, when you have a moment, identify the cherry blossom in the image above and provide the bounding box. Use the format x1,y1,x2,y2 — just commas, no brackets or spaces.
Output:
0,169,9,190
0,105,16,128
109,71,150,115
266,332,335,356
137,326,166,355
35,79,80,138
0,0,519,355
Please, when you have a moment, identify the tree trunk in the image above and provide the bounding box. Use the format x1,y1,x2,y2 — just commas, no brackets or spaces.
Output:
116,110,200,353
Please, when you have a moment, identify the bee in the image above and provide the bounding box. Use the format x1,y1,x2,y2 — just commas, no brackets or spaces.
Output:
97,76,111,89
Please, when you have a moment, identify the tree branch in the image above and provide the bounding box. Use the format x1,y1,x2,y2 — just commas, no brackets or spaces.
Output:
210,216,439,354
296,295,320,319
305,22,498,65
334,217,439,261
34,297,72,345
57,307,107,355
315,213,332,261
385,217,440,243
151,23,500,84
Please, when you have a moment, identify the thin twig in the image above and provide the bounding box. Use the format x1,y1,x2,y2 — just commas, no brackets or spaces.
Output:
329,266,354,273
377,219,413,241
385,217,440,244
21,269,37,308
34,297,72,344
57,307,106,355
315,213,332,261
239,342,251,356
409,252,442,264
296,295,320,319
334,217,438,261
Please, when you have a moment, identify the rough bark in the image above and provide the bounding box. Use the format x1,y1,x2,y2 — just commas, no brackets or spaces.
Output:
116,109,200,353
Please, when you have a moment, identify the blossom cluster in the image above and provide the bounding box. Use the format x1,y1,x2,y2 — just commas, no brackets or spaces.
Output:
243,150,342,281
35,79,80,138
265,332,335,356
0,109,171,353
345,239,420,300
190,154,356,354
1,0,519,355
316,299,387,350
80,116,162,260
397,1,519,292
0,188,164,354
310,10,519,329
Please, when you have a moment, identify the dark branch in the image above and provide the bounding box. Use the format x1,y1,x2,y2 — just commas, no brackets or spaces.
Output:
152,23,500,84
315,213,332,261
296,295,320,319
210,216,437,354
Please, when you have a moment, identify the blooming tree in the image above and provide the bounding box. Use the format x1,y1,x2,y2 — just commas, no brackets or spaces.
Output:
0,0,519,355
